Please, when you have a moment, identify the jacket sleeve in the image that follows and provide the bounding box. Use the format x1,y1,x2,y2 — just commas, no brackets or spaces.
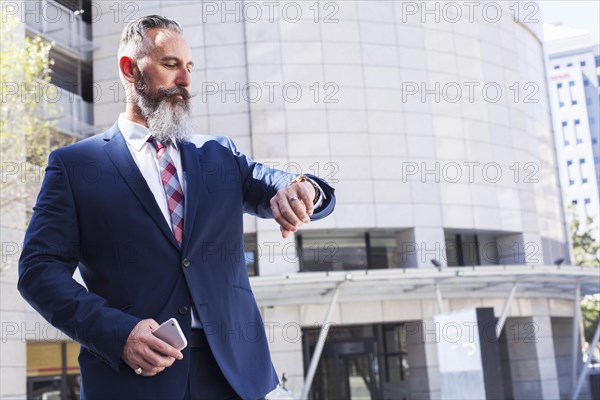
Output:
17,150,140,372
223,137,336,220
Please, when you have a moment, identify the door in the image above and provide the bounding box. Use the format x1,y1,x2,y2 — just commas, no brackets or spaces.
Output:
312,340,378,400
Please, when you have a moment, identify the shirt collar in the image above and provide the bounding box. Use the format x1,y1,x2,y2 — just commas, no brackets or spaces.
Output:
117,114,179,151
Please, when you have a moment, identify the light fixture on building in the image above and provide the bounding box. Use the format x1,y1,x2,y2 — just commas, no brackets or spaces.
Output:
431,259,442,270
554,258,565,267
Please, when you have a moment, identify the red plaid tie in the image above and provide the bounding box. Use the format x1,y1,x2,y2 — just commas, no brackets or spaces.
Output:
152,138,184,246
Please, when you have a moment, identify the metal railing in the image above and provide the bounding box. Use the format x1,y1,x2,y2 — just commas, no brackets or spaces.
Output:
24,0,93,59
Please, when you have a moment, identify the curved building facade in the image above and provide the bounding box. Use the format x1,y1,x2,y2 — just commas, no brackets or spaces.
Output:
4,1,597,399
92,2,594,399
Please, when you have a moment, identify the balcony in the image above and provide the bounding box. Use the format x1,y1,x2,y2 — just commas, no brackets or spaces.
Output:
41,82,95,137
24,0,93,61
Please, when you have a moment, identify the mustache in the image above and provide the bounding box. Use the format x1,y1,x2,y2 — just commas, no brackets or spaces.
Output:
156,86,196,101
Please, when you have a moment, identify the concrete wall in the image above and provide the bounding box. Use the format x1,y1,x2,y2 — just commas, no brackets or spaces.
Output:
500,316,560,399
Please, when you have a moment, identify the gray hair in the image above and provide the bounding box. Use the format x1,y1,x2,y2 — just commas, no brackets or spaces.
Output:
118,15,183,60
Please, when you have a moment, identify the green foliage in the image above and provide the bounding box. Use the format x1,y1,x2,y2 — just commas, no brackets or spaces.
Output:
0,13,72,210
581,295,600,354
569,206,600,267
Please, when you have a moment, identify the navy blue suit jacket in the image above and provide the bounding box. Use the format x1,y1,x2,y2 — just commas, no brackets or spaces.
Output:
18,123,336,399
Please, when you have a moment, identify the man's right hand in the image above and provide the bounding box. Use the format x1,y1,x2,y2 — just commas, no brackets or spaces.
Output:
122,319,183,377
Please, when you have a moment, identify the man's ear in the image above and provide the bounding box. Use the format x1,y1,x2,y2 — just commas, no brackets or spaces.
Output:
119,56,137,83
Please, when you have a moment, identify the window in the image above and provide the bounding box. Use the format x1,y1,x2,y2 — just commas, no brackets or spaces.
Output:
584,198,592,217
567,160,575,185
590,118,596,125
587,98,593,106
298,231,399,271
554,65,560,69
567,63,573,67
584,79,590,86
562,121,570,146
569,81,575,87
572,99,578,105
596,56,600,67
445,233,482,266
593,138,598,144
302,323,410,400
575,119,583,144
26,342,80,400
49,48,93,102
557,83,563,89
572,200,578,205
581,60,587,67
580,159,588,184
560,101,565,108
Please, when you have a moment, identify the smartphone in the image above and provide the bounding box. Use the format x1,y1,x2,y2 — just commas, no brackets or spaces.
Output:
152,318,188,350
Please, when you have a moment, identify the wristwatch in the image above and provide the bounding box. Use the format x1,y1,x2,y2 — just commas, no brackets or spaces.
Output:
291,175,321,205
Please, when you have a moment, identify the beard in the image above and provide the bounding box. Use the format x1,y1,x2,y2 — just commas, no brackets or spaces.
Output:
133,71,194,144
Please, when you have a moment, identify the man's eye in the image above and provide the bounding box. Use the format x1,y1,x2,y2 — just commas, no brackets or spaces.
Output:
165,64,176,68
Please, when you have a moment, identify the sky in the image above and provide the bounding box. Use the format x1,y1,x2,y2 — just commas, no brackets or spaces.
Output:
538,1,600,43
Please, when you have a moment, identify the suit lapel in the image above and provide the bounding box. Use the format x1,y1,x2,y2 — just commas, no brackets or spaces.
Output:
103,126,179,250
180,141,202,252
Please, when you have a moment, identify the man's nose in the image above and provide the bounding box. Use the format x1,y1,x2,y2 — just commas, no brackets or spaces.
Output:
175,67,191,88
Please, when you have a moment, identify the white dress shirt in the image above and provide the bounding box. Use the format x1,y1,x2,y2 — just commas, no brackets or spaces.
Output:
118,114,185,231
118,115,206,327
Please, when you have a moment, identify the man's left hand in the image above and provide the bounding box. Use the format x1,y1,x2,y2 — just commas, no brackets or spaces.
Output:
270,181,316,238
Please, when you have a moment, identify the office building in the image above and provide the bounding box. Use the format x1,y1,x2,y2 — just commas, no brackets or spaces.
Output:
1,1,597,399
545,23,600,261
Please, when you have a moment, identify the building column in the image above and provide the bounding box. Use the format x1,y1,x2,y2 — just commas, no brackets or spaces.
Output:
396,227,446,268
551,316,590,400
255,226,299,276
260,305,305,397
501,315,560,399
405,319,440,399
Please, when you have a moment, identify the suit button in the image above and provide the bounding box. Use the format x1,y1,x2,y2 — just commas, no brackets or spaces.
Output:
179,306,189,315
182,259,190,268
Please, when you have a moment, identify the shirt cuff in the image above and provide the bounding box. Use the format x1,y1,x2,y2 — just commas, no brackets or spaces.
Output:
306,177,326,210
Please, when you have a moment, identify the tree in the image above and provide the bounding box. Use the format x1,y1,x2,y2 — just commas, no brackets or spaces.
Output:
0,13,78,207
0,14,72,274
581,294,600,361
569,206,600,267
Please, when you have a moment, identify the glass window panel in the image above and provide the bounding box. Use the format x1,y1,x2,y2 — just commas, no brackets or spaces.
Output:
301,233,366,271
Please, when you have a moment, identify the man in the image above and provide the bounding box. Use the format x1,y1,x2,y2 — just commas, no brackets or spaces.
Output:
18,15,335,400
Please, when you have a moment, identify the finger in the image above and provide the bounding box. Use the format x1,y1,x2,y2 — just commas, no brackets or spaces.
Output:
147,319,160,331
144,334,183,361
132,355,160,376
289,193,311,223
270,197,297,233
276,194,304,227
140,345,176,370
140,365,163,377
297,184,315,216
280,225,292,239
